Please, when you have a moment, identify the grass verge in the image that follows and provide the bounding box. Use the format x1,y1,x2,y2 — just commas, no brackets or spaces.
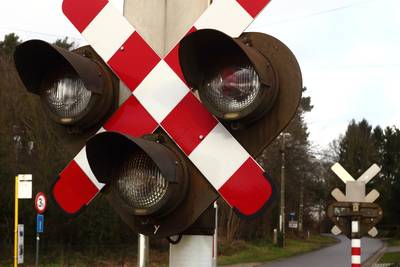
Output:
1,247,169,267
388,239,400,247
1,235,337,266
218,234,337,265
379,252,400,263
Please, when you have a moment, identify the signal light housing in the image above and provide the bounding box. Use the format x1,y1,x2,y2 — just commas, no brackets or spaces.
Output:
14,40,117,132
179,29,302,157
86,131,218,238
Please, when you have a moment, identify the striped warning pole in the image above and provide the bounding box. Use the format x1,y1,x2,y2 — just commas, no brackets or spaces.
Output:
351,220,361,267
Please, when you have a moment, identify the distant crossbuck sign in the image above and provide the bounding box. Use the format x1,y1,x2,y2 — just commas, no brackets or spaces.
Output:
330,163,381,237
53,0,274,218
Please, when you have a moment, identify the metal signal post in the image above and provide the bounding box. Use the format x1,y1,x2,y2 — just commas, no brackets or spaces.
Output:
34,193,47,267
278,132,291,247
13,175,32,266
351,219,361,267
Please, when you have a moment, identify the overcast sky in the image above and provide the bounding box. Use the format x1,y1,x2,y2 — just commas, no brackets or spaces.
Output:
1,0,399,150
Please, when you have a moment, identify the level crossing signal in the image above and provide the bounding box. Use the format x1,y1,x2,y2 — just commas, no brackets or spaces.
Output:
13,0,302,238
327,163,383,238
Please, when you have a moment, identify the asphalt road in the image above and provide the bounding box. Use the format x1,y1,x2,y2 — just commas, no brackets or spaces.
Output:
258,235,383,267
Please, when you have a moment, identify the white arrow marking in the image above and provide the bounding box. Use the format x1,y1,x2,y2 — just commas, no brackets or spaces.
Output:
358,163,381,184
331,163,355,183
368,227,378,237
331,188,346,202
365,189,380,203
331,225,342,235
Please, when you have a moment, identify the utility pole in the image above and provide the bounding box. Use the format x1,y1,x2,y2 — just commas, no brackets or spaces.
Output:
279,132,291,247
298,174,304,234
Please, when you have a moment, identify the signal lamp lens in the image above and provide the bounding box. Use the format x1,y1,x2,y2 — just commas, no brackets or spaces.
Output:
113,149,169,211
203,65,261,115
41,75,92,123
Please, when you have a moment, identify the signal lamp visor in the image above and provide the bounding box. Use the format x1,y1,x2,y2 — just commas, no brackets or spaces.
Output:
14,40,115,130
86,132,188,217
179,29,278,123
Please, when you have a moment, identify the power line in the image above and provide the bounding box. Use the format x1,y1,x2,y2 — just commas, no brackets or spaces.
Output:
256,0,379,27
314,63,400,71
0,26,83,42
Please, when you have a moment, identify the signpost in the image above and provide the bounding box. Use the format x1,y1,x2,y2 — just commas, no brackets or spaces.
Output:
288,212,298,229
327,163,383,267
34,192,47,267
14,175,32,267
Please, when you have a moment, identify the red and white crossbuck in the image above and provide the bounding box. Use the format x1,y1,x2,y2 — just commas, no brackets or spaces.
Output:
53,0,274,218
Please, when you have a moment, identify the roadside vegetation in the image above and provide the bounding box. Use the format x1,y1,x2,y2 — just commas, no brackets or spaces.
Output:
388,238,400,247
379,252,400,264
378,238,400,265
218,234,337,265
0,234,337,267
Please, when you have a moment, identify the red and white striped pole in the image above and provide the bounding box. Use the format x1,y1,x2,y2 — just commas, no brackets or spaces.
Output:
351,220,361,267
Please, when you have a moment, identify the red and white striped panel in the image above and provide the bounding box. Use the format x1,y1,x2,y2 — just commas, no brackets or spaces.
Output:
54,0,272,217
351,239,361,267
